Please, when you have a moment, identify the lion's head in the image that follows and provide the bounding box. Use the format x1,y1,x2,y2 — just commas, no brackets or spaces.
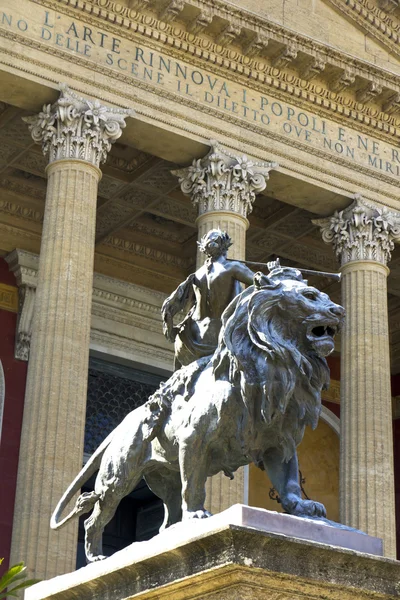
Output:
212,268,344,458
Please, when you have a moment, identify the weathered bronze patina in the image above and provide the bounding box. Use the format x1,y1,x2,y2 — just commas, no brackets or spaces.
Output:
161,229,255,368
50,258,344,563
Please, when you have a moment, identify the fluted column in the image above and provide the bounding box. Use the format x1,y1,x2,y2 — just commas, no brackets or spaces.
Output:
172,143,277,513
172,142,277,266
10,85,131,579
314,196,400,557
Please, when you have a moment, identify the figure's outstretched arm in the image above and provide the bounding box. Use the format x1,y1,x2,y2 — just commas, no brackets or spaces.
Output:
230,262,255,286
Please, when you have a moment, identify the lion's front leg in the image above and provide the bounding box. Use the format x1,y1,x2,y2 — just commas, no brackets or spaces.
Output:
262,448,326,518
178,436,212,520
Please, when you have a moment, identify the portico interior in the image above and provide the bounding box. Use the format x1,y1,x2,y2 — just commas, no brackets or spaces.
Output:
2,94,400,372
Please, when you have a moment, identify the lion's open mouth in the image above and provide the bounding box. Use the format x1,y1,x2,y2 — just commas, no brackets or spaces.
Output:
311,325,337,338
306,321,340,356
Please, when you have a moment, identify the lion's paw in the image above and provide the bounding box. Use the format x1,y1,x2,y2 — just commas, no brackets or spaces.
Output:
183,509,212,520
87,554,107,563
291,499,326,518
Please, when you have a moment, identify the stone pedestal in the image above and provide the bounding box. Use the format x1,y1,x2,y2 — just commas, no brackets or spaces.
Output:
314,196,400,558
172,143,277,510
26,504,400,600
10,85,131,580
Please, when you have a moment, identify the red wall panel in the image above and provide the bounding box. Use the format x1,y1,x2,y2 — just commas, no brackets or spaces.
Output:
0,258,27,571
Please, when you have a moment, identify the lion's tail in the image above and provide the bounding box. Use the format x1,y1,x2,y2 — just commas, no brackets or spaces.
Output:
50,429,114,530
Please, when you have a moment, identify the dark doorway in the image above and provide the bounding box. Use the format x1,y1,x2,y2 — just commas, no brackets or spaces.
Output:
77,358,168,568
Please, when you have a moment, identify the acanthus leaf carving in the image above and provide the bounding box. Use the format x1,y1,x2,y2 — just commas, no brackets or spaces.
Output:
301,56,326,82
356,81,383,105
313,195,400,266
158,0,185,23
15,285,36,361
330,67,356,93
23,84,133,168
187,10,213,35
172,141,277,218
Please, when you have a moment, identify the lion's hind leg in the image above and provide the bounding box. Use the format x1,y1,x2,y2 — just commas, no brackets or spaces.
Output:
144,468,182,532
84,472,144,563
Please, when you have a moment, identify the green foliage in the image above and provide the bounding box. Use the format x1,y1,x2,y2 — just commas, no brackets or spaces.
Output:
0,562,39,599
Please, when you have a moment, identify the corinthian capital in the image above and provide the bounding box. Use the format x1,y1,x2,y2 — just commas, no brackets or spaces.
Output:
172,141,277,218
313,195,400,266
23,84,133,168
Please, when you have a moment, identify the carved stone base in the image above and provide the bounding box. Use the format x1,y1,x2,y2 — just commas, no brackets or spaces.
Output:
26,505,399,600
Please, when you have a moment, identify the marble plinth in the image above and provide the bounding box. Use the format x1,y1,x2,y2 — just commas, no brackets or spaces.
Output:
27,504,399,600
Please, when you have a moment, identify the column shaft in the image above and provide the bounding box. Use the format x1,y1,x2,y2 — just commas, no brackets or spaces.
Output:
314,196,400,558
10,160,100,577
340,261,396,557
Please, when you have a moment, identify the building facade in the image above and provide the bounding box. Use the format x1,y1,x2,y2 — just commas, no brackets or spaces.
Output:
0,0,400,581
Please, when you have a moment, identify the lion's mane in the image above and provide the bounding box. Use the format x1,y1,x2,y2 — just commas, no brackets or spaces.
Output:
211,276,330,461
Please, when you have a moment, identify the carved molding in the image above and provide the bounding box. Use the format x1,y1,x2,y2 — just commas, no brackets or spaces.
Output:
272,43,298,69
379,0,399,12
29,0,400,97
102,235,190,269
5,249,173,367
0,196,44,223
3,12,400,155
300,56,326,82
90,330,173,370
313,195,400,266
326,0,400,59
216,22,241,46
6,249,39,360
172,141,277,218
330,68,356,93
11,0,400,140
356,82,383,105
158,0,185,23
14,286,35,361
23,84,133,167
187,9,213,35
383,93,400,115
243,33,269,58
0,283,18,313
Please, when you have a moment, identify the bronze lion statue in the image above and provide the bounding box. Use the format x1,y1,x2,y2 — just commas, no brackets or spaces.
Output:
51,268,344,562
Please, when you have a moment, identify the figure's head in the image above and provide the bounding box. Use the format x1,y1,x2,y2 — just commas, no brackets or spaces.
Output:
197,229,232,259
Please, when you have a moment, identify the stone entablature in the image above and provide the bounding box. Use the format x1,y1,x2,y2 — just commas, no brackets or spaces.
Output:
3,0,400,209
6,249,173,371
2,0,400,145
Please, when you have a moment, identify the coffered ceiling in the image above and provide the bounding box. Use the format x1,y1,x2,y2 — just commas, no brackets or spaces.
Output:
1,100,400,372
